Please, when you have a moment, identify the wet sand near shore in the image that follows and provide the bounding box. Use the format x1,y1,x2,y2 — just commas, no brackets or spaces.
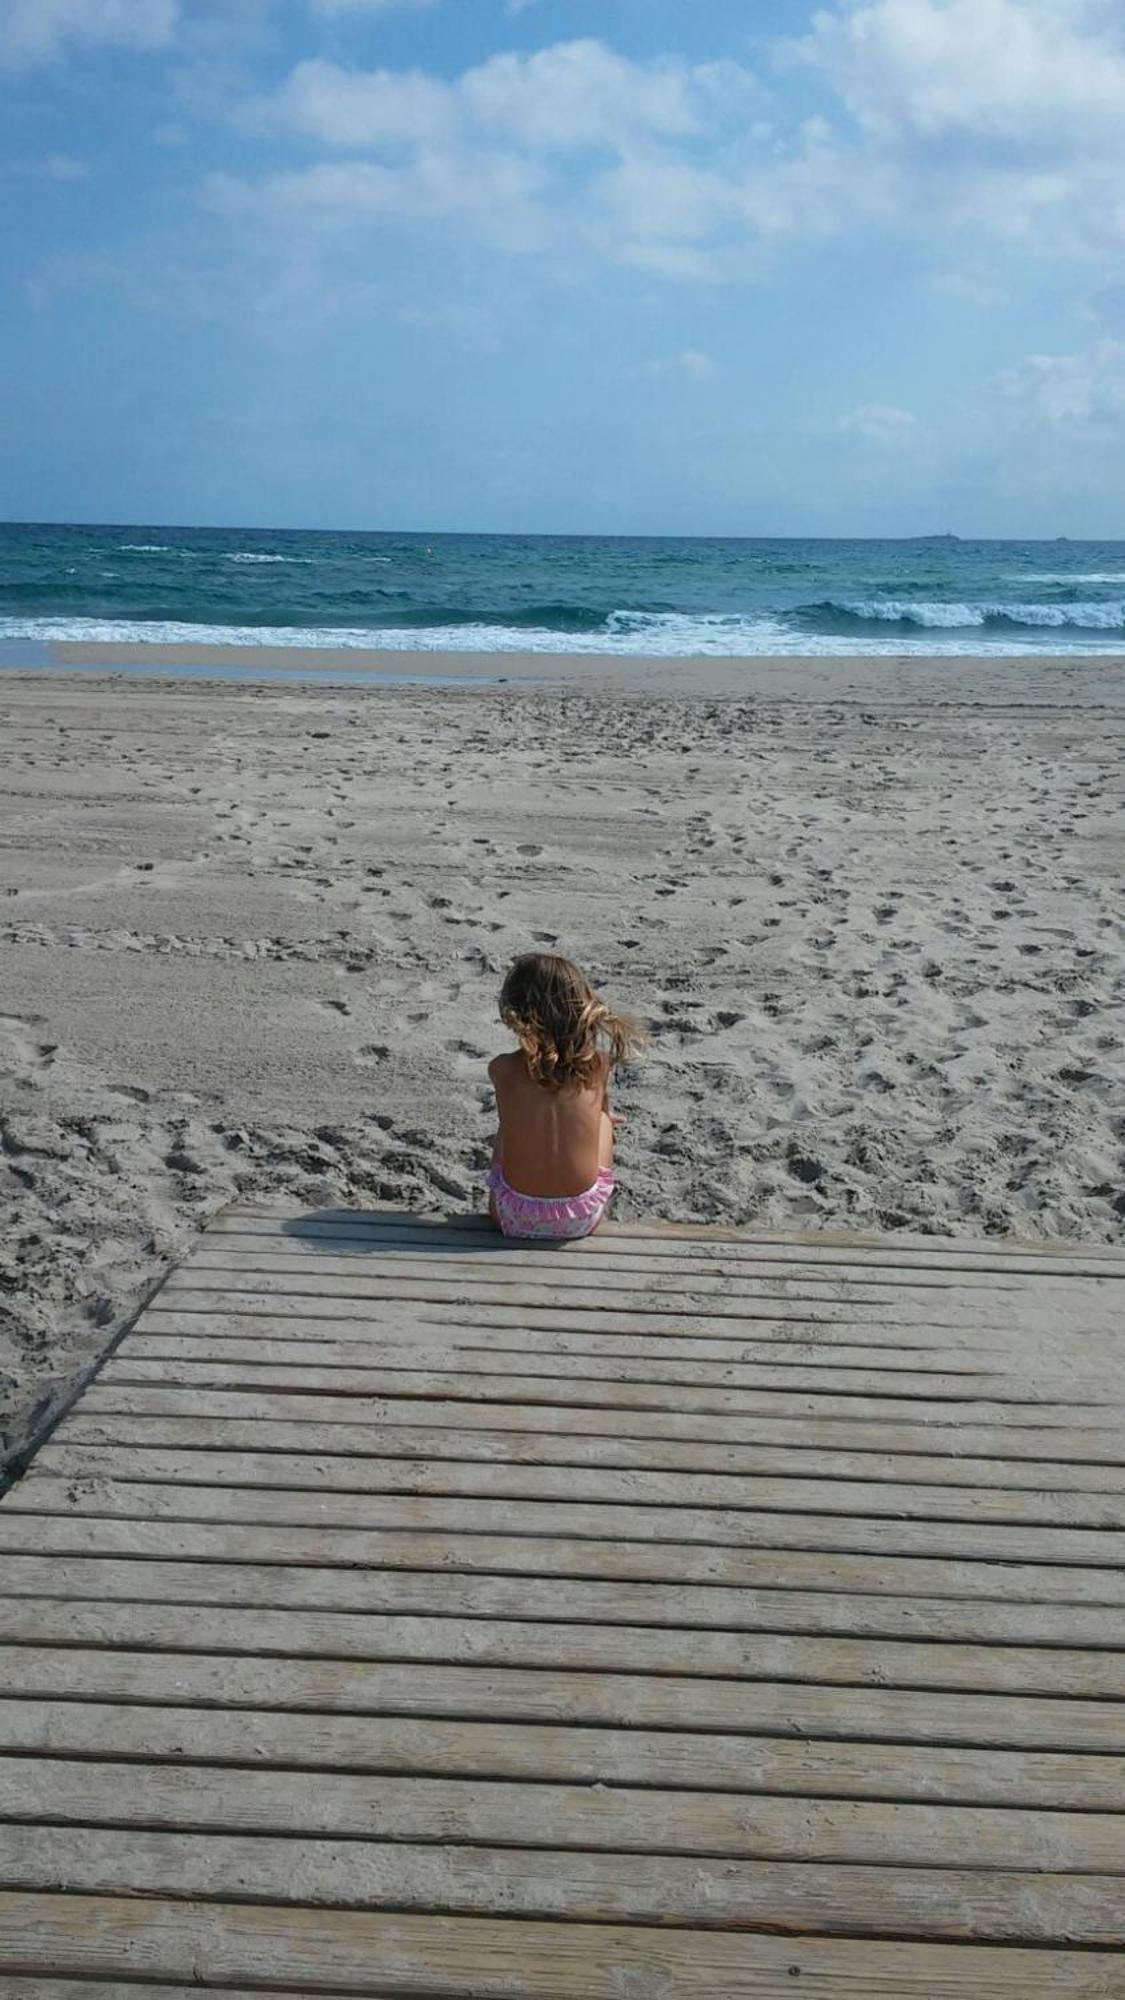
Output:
47,637,1125,704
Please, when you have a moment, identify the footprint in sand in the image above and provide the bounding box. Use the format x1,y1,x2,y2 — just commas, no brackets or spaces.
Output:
0,1014,58,1083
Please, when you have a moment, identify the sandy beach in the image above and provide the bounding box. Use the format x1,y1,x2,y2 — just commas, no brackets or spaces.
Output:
1,647,1122,1476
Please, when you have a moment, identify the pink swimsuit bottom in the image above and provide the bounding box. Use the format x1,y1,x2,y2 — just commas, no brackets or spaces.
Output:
487,1164,615,1241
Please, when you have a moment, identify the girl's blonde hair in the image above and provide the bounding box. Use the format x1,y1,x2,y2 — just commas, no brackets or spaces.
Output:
500,952,646,1092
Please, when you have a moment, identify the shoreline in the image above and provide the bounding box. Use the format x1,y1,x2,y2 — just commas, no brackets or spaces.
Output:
10,639,1125,706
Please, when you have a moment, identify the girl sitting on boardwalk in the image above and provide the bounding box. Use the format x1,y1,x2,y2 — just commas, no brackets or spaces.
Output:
487,952,645,1241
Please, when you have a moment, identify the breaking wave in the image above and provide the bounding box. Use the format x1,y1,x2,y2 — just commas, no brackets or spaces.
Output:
5,607,1125,658
798,597,1125,632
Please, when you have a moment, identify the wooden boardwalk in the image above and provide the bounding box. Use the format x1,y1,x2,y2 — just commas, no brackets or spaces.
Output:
1,1203,1124,1996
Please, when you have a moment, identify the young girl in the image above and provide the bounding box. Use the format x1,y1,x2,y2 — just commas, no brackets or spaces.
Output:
486,952,645,1241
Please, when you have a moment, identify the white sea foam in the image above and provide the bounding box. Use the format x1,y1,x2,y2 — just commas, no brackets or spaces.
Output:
840,598,975,627
5,611,1125,659
119,543,172,553
837,597,1125,629
1008,573,1125,584
225,552,311,564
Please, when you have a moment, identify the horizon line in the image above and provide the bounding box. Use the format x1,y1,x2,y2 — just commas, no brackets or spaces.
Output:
1,519,1119,544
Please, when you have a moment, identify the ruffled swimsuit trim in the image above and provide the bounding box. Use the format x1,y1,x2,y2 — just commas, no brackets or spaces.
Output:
486,1164,615,1240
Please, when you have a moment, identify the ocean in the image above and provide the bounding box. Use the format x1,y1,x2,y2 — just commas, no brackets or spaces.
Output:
4,522,1125,658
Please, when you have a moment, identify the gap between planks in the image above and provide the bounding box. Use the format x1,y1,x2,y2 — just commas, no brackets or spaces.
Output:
4,1648,1124,1752
159,1280,1036,1336
97,1356,1095,1418
49,1416,1125,1494
2,1555,1124,1647
0,1831,1122,1945
113,1333,1014,1389
3,1515,1123,1608
72,1383,1125,1445
3,1602,1121,1694
1,1698,1122,1808
138,1300,1021,1353
33,1444,1125,1525
187,1246,1031,1299
5,1755,1125,1867
16,1472,1125,1563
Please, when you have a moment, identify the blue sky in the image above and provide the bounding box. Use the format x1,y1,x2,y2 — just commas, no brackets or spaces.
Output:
3,0,1125,535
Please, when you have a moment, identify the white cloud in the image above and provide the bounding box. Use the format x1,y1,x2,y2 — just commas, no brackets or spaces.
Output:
226,40,770,274
276,59,453,147
270,43,756,155
458,43,714,152
207,149,551,254
591,154,740,273
837,401,918,447
793,0,1125,253
643,350,715,381
998,341,1125,433
210,6,1125,288
799,0,1125,148
0,0,177,69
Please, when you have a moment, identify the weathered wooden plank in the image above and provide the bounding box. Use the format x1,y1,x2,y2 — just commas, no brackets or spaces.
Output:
5,1515,1122,1607
4,1896,1123,1997
136,1308,1010,1363
52,1415,1125,1493
190,1244,1024,1297
161,1274,1028,1330
143,1298,1010,1351
1,1829,1122,1943
4,1553,1122,1645
174,1258,1018,1311
216,1208,1125,1276
187,1260,1112,1353
182,1254,1111,1347
3,1601,1121,1696
112,1340,1008,1397
3,1700,1120,1807
36,1442,1125,1524
20,1472,1125,1564
7,1647,1123,1752
6,1756,1124,1866
96,1357,1092,1422
77,1384,1121,1453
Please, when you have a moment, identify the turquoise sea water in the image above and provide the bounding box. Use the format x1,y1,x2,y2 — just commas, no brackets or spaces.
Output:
3,523,1125,657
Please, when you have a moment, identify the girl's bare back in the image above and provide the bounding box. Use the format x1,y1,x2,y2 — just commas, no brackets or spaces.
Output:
489,1049,612,1198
